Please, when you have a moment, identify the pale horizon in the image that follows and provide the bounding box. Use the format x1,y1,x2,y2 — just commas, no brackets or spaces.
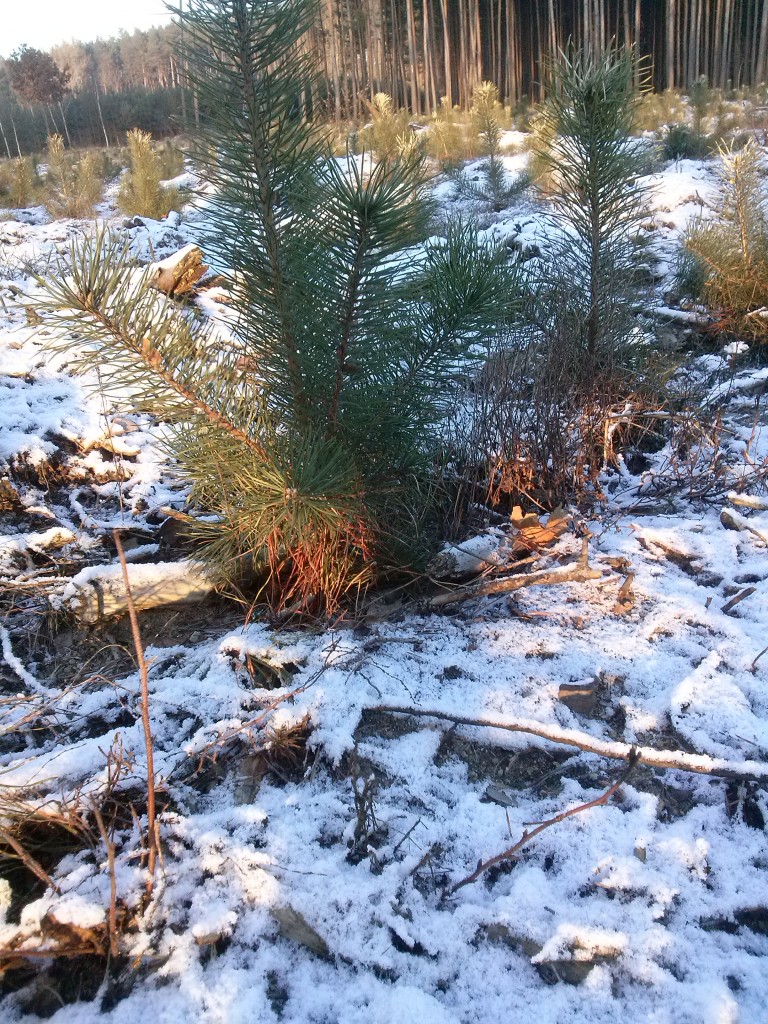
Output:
1,0,175,60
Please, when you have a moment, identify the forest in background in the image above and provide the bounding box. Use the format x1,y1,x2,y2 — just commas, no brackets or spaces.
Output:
3,1,768,154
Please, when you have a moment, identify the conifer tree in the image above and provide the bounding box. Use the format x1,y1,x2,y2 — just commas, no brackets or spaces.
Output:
118,129,180,220
532,47,649,372
37,0,513,611
683,138,768,341
452,82,528,213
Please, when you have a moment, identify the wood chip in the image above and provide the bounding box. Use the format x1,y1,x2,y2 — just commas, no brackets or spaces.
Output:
558,681,598,716
271,906,330,958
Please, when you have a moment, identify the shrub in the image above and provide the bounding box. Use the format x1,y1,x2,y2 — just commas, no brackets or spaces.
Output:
44,135,102,219
155,138,185,180
635,89,685,133
683,138,768,340
427,115,459,166
689,75,712,134
12,157,38,206
38,0,513,613
118,129,181,220
533,46,650,368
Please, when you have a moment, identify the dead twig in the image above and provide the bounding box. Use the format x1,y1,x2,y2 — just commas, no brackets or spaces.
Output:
611,572,635,615
0,824,60,894
443,749,640,898
113,530,157,893
371,706,768,780
728,492,768,511
430,539,601,608
392,817,423,857
720,508,768,546
91,804,119,958
721,587,757,615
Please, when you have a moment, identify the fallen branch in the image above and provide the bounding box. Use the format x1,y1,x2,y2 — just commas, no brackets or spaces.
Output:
0,626,51,695
751,645,768,672
728,492,768,511
55,558,214,624
0,824,59,894
429,539,601,608
443,749,640,898
371,706,768,780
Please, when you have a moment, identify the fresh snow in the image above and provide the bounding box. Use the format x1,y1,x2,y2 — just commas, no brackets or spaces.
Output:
0,145,767,1024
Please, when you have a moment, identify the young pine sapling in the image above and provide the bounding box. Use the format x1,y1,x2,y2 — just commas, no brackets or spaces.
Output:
37,0,514,613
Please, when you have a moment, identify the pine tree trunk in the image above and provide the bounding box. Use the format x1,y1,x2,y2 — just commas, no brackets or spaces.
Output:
0,117,12,160
58,101,72,147
11,115,22,158
667,0,677,89
440,0,454,105
326,0,342,120
758,0,768,83
95,87,110,148
405,0,420,112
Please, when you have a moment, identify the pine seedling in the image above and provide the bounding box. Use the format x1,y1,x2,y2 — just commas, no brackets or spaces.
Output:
156,139,185,180
119,129,180,220
428,114,466,168
44,135,102,219
37,0,515,612
452,83,529,212
689,75,711,135
532,47,650,370
363,93,411,164
683,138,768,339
11,157,38,207
483,47,653,506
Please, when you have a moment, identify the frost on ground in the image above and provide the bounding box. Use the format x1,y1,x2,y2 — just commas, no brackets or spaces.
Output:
0,152,767,1024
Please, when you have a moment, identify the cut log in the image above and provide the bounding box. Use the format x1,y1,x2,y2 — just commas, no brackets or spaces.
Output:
148,244,208,296
429,539,600,608
54,559,214,624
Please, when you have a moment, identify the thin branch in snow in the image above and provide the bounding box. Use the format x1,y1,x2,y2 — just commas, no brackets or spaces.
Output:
372,706,768,780
0,625,50,695
443,749,640,898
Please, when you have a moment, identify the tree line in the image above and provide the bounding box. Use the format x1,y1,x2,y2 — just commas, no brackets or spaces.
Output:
313,0,768,117
0,25,182,156
3,1,768,156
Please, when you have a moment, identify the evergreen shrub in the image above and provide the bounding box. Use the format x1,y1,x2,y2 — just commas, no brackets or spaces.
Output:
451,82,529,212
478,46,653,506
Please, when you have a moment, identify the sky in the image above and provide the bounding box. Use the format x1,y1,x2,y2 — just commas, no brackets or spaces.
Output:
1,0,174,59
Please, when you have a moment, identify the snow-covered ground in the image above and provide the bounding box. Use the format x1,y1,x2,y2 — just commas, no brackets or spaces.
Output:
0,149,767,1023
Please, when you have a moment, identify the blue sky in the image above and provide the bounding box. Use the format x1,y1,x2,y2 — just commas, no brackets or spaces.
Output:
2,0,174,58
